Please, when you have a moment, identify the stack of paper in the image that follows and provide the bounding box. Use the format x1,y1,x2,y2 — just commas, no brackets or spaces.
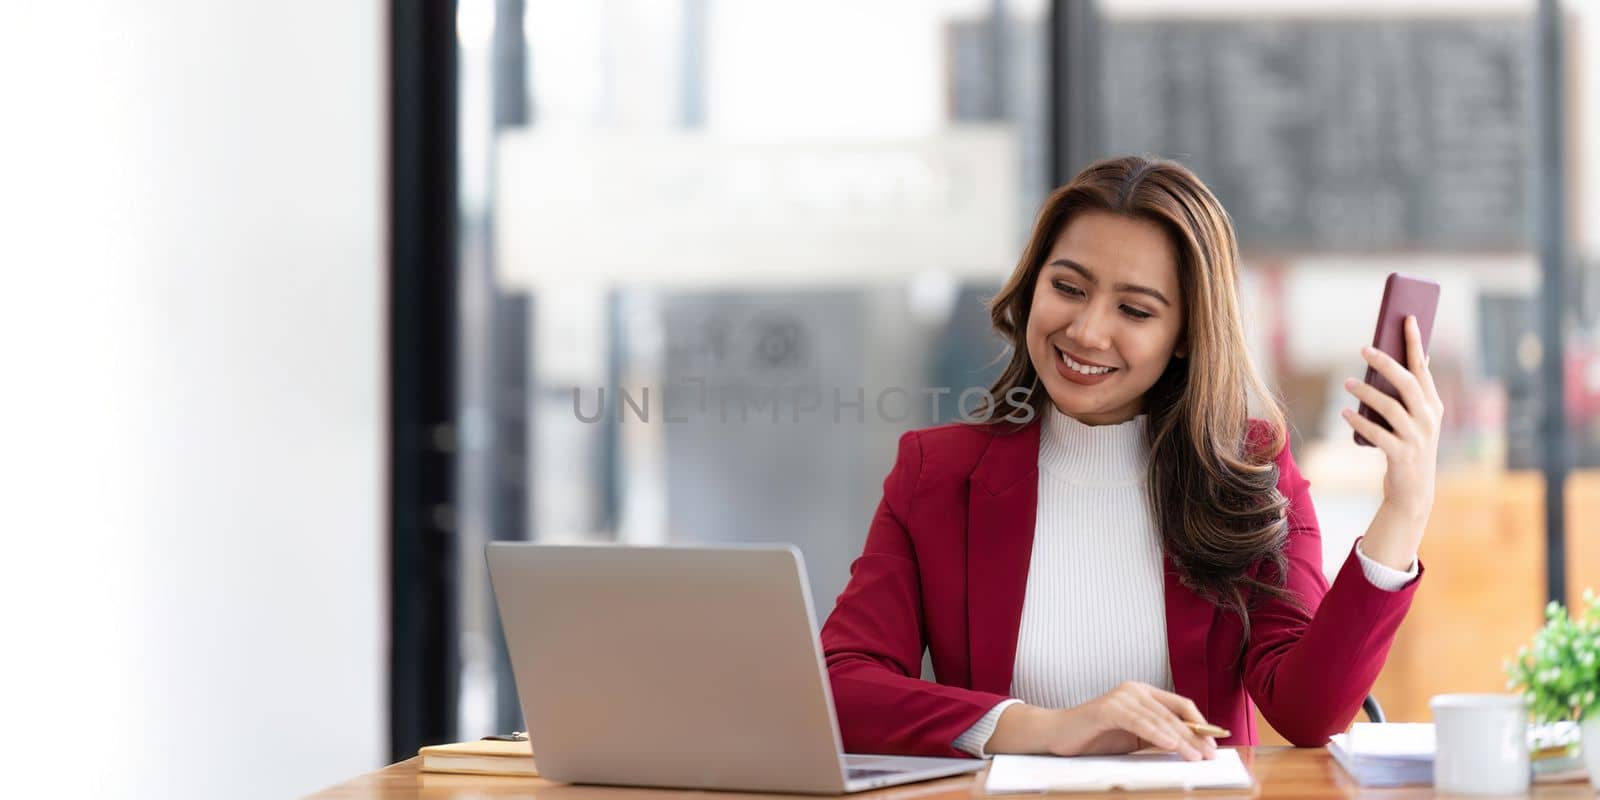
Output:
1326,723,1434,787
986,750,1253,793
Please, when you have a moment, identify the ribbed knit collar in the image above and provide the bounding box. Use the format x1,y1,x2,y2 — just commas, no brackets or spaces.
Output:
1037,405,1149,485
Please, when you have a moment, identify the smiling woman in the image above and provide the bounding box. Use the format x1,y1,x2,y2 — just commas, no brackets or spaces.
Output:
820,155,1443,763
984,158,1295,639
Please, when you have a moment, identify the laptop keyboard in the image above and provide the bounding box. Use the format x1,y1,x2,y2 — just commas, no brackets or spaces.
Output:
847,768,902,779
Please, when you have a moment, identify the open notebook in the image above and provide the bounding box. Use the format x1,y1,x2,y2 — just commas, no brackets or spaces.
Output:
986,750,1253,793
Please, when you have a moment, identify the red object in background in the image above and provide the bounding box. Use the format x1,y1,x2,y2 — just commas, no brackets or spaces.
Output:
1565,344,1600,424
1261,261,1290,379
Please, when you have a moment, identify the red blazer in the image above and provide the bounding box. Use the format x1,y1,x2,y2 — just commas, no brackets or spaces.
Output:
819,418,1422,757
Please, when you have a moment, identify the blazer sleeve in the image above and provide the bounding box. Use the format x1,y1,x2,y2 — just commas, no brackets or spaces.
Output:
1241,438,1424,746
819,431,1014,757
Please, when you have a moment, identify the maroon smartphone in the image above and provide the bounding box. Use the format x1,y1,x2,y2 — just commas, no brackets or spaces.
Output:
1355,273,1441,447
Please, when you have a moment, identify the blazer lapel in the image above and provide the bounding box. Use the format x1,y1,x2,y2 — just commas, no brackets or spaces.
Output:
1163,555,1214,718
966,422,1041,695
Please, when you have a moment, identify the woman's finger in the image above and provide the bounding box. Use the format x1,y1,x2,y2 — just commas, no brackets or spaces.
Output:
1345,378,1419,441
1419,357,1442,410
1362,345,1428,419
1113,701,1181,752
1123,705,1197,760
1134,694,1207,761
1148,689,1218,757
1404,316,1425,373
1149,688,1206,724
1106,692,1184,753
1342,407,1402,457
1406,316,1444,409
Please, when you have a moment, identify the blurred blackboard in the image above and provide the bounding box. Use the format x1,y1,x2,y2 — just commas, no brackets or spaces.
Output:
1100,18,1531,252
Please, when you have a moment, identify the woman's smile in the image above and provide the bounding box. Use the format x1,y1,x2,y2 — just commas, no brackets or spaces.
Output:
1054,346,1120,385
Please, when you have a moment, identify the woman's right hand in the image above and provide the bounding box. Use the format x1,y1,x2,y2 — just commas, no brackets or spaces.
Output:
991,682,1218,760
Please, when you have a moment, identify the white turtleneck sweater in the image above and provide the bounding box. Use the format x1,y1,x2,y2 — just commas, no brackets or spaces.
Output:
951,407,1418,757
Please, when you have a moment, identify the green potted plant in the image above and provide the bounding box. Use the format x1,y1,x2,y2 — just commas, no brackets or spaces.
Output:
1505,589,1600,788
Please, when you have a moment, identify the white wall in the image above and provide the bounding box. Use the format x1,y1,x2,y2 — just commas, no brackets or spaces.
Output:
0,3,385,798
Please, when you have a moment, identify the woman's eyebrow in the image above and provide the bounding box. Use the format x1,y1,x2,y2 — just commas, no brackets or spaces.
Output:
1047,258,1171,308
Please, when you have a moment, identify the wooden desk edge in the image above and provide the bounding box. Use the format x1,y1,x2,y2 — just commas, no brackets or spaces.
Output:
305,746,1597,799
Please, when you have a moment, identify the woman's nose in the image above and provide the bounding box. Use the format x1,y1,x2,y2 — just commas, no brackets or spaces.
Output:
1067,304,1113,352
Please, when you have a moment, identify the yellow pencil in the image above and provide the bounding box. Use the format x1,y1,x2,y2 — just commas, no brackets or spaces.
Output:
1186,722,1231,738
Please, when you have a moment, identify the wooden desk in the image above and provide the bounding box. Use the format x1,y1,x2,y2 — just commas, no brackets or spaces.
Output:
306,747,1593,799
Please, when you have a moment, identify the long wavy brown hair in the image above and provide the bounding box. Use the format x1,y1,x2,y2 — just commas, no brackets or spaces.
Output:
976,155,1297,644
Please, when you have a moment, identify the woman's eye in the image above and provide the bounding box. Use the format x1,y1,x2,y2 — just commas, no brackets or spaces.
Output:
1054,281,1084,298
1121,305,1153,320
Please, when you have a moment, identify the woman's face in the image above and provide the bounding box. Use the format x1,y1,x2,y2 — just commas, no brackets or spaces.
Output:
1025,210,1186,426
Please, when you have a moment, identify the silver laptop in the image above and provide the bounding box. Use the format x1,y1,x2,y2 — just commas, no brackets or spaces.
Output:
486,542,984,794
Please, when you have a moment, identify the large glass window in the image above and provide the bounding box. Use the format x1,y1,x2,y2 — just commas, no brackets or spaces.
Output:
452,0,1051,737
444,0,1596,742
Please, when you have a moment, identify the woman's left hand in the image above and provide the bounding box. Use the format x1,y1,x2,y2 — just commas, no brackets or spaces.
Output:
1339,315,1445,568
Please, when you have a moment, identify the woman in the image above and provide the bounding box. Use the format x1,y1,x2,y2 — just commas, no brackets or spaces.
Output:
819,156,1441,761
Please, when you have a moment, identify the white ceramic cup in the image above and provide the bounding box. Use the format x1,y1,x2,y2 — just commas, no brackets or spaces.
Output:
1430,693,1530,795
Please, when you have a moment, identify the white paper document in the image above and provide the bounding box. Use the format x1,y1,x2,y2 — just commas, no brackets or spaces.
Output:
1344,722,1435,759
986,749,1254,793
1324,722,1436,787
1326,724,1435,788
